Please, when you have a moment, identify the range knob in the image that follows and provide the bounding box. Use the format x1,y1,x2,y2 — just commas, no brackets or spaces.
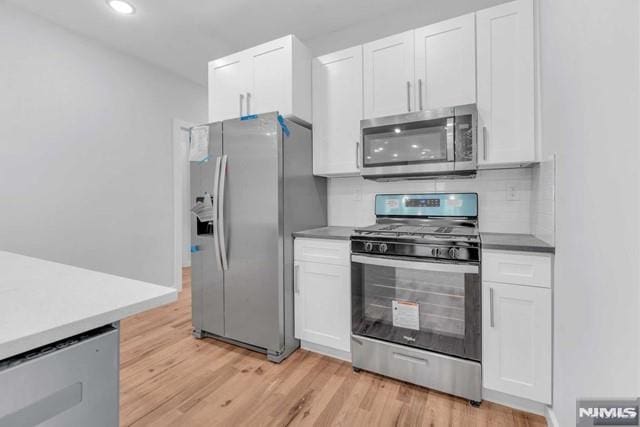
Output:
364,242,373,252
449,247,460,259
378,243,388,253
430,248,439,257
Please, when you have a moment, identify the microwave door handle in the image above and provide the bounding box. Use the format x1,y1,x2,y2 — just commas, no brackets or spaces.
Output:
446,117,455,161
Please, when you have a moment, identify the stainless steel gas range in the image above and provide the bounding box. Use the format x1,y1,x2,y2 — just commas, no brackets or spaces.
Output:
350,193,482,404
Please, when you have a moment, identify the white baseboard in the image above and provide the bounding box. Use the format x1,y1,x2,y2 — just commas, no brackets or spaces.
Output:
300,340,351,362
482,388,548,416
545,406,559,427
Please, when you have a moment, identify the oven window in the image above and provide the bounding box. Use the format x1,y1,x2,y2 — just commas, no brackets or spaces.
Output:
351,261,481,361
362,118,451,167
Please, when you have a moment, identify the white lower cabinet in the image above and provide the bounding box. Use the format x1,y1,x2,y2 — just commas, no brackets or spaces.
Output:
482,280,552,404
294,239,351,356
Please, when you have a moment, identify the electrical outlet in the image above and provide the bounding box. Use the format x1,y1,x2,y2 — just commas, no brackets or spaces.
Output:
506,185,519,201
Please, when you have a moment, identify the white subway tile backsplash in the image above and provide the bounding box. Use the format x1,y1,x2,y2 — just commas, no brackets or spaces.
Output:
328,169,535,232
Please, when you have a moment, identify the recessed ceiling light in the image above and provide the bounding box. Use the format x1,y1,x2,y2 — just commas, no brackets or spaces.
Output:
107,0,136,15
394,128,402,134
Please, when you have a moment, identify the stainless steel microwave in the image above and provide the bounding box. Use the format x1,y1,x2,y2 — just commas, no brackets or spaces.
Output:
358,105,477,180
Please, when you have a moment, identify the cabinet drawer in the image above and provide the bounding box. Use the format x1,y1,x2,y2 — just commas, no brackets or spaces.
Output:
482,250,551,288
294,238,350,266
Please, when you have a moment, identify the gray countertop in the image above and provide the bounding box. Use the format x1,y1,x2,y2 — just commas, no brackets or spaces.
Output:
481,232,555,254
292,226,354,241
292,228,555,253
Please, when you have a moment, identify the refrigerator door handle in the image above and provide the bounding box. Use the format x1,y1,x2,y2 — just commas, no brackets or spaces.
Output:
218,154,229,271
212,156,223,271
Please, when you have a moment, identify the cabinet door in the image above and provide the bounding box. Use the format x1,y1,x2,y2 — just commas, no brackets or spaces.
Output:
482,282,551,404
312,46,363,176
414,13,476,110
477,0,535,165
208,53,249,122
294,261,351,353
246,36,292,117
363,31,415,119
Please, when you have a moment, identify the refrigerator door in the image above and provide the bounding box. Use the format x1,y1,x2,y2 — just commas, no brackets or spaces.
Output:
191,122,225,337
220,113,283,351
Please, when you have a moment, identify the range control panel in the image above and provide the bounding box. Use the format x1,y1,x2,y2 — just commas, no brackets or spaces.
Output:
375,193,478,218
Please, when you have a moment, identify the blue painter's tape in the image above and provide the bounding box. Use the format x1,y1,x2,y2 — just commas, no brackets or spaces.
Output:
277,114,290,137
190,245,200,253
197,155,210,164
240,114,258,121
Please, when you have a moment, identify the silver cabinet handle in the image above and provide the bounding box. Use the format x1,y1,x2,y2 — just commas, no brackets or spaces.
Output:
406,81,411,112
490,287,495,327
218,155,229,271
246,92,251,115
418,79,423,111
355,141,361,169
239,94,245,117
212,156,223,271
294,264,300,294
482,126,488,161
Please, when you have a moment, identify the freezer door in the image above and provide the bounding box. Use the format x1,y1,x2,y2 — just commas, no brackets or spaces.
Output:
191,122,225,337
220,113,283,351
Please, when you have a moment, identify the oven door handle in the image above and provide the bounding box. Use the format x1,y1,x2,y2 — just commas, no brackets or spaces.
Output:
351,254,478,274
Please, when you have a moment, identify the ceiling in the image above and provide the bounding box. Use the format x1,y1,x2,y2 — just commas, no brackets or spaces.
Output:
9,0,506,86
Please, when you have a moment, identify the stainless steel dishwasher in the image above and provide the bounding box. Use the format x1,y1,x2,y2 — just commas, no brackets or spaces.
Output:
0,325,119,427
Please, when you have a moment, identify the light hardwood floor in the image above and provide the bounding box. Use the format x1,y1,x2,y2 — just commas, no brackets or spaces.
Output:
120,268,547,427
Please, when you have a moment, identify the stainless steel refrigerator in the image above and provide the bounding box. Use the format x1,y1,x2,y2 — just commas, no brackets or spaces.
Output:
190,112,327,362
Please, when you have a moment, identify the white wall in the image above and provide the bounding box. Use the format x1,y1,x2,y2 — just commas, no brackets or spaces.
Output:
539,0,639,425
531,157,555,245
329,169,533,232
0,2,207,288
305,0,509,56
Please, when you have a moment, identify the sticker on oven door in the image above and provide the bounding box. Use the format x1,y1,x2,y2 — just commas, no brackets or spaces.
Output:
392,300,420,331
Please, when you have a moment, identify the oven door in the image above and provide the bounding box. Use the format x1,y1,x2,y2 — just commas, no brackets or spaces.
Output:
351,254,481,361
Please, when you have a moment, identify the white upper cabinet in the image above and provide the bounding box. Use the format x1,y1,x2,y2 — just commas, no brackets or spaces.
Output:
208,35,311,123
414,13,476,110
312,46,363,176
363,31,415,119
247,40,291,118
208,52,249,122
477,0,535,166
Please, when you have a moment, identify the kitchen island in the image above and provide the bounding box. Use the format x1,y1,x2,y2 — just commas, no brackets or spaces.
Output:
0,251,177,427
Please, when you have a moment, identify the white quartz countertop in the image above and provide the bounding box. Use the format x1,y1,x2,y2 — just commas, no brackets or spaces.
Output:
0,251,177,360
